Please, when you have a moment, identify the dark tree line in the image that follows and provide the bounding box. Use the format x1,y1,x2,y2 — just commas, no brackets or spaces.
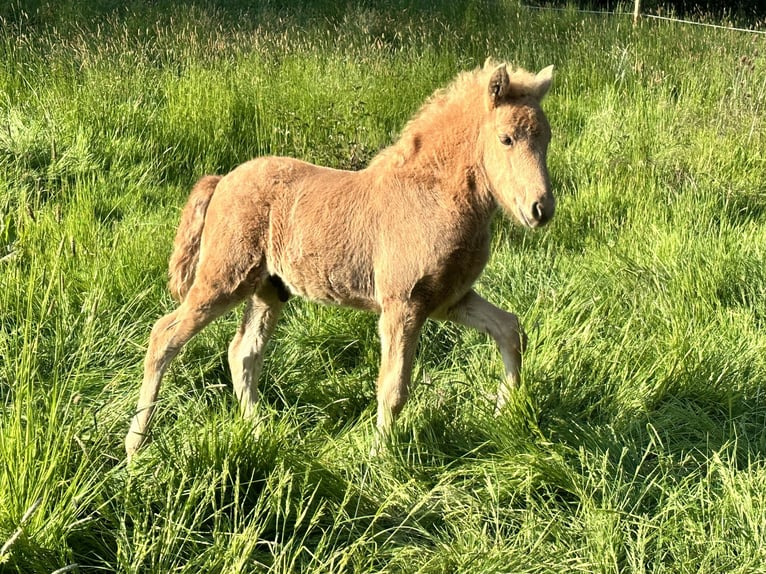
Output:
539,0,766,22
644,0,765,19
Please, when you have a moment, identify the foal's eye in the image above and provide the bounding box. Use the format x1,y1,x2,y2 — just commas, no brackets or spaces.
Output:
499,134,514,146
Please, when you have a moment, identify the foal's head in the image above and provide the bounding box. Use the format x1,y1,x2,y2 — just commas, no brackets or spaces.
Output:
481,63,555,228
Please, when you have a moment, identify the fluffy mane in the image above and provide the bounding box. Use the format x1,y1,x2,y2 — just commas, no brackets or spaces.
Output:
367,60,542,171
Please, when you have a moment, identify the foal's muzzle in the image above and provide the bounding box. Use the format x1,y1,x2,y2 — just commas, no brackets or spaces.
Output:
520,193,555,228
530,197,555,226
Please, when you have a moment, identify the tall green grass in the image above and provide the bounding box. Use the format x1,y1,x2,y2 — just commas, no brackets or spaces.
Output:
1,0,765,571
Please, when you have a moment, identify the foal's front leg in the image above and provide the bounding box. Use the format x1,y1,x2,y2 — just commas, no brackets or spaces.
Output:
439,289,526,412
373,301,425,453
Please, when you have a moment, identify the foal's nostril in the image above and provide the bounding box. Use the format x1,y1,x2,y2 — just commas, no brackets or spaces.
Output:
531,201,544,222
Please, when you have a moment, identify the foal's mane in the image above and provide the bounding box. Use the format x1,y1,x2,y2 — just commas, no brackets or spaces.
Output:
367,60,541,171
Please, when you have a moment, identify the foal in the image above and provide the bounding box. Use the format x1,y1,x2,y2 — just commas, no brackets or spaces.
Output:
125,61,555,459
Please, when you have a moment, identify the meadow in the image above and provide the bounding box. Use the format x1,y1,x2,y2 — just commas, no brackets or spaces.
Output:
1,0,765,571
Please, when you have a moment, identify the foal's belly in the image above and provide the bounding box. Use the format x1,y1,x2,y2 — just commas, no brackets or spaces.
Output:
274,249,379,312
264,163,380,311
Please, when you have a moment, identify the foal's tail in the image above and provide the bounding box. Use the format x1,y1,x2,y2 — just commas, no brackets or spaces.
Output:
168,175,222,302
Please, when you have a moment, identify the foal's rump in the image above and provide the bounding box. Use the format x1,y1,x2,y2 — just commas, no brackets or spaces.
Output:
195,156,380,309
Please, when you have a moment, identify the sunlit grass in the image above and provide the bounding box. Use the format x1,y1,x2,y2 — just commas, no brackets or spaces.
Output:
1,0,765,571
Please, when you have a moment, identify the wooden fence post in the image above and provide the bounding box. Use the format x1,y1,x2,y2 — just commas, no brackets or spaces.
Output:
633,0,641,26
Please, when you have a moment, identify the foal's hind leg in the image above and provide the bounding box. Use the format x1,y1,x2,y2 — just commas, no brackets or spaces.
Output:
228,281,284,416
125,288,238,460
437,289,526,413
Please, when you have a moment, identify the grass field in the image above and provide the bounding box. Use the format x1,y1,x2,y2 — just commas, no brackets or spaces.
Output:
1,0,766,571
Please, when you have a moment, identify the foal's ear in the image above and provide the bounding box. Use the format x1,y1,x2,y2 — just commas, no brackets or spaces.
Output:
531,65,554,101
487,64,511,109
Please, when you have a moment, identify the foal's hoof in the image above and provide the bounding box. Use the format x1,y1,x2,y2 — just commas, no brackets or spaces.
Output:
124,433,148,463
369,438,382,458
369,431,391,457
493,381,519,416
